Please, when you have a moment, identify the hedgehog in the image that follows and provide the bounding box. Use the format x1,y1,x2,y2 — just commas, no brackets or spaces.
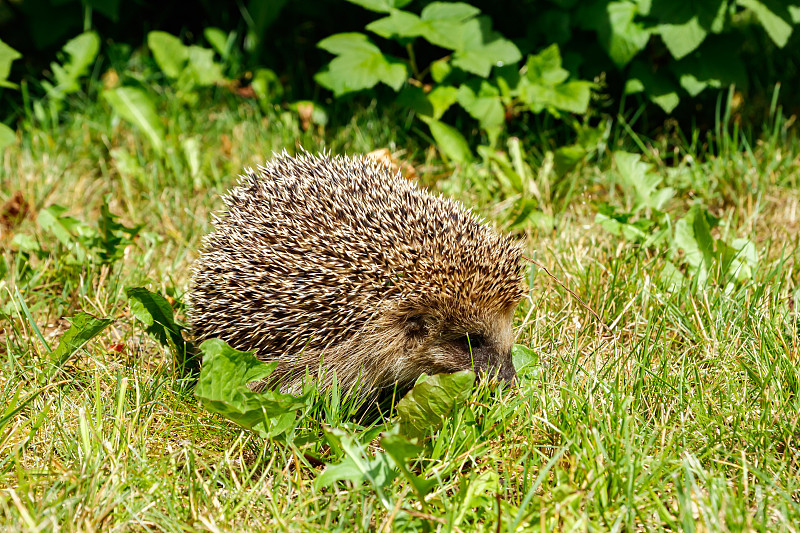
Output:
189,150,526,396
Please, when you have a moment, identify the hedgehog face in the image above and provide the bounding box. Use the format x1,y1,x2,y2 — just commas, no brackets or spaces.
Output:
401,306,517,385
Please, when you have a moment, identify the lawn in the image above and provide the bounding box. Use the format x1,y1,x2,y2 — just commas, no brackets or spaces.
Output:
1,91,799,531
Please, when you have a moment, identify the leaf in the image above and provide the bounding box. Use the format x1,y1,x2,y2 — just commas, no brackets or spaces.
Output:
525,44,569,85
185,45,225,86
367,10,427,40
648,1,728,59
49,313,113,370
316,428,396,510
409,2,482,49
148,31,188,79
450,17,522,77
346,0,414,13
626,61,680,113
658,16,708,59
381,426,437,500
103,87,165,153
517,45,593,115
0,123,15,151
204,27,230,59
456,81,504,130
420,117,473,163
315,33,407,96
554,144,586,176
251,68,284,106
674,205,717,284
430,58,452,83
577,1,650,67
126,287,187,358
511,344,541,379
670,37,749,97
426,85,458,119
615,151,674,210
50,32,101,95
738,0,794,47
85,0,120,20
194,339,312,439
0,39,22,89
396,370,475,439
604,1,651,66
37,205,91,261
658,261,686,292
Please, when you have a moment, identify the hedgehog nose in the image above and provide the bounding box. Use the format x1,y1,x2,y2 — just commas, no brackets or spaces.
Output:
497,360,518,386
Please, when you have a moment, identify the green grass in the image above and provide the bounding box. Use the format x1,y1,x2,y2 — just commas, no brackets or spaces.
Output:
1,88,799,531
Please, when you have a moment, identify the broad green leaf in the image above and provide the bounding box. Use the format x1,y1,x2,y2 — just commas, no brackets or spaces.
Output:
316,33,407,96
594,204,655,243
430,58,452,83
658,17,708,59
517,45,593,115
659,261,686,292
251,68,284,106
426,85,458,119
511,344,540,378
204,27,230,59
85,0,120,20
420,117,473,163
456,81,504,130
550,81,593,114
103,87,165,153
49,313,113,370
195,339,312,439
670,37,749,97
185,46,225,86
37,205,91,261
395,86,434,116
380,427,437,501
520,80,593,115
525,45,569,86
0,123,15,150
346,0,414,12
368,3,479,47
451,17,522,77
421,2,481,22
0,39,22,89
126,287,187,357
51,32,101,94
417,2,482,49
396,370,475,439
577,1,650,67
454,471,501,525
649,2,729,59
738,0,794,47
615,151,674,210
316,428,396,510
554,144,586,176
148,31,188,78
367,10,426,40
627,61,680,112
674,205,718,285
604,2,651,66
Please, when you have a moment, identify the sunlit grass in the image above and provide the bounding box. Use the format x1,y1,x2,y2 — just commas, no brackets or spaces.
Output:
1,88,798,531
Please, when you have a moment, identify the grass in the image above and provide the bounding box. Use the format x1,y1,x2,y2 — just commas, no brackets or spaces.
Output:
1,85,799,531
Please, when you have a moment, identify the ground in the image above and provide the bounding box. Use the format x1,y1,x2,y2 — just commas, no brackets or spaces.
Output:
1,93,799,531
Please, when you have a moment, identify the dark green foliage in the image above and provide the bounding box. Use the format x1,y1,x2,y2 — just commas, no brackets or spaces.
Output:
1,0,798,151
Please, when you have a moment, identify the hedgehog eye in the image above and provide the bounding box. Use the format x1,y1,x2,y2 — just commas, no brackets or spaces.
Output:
459,334,485,351
406,314,430,337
